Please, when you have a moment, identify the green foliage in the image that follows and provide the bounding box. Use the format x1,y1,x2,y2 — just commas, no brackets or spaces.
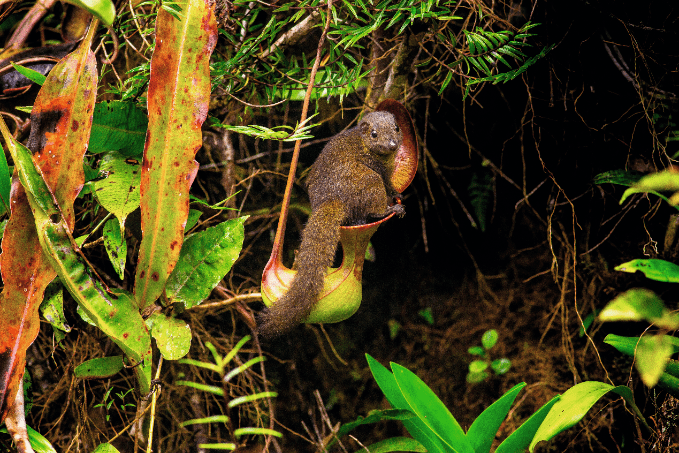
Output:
103,218,127,279
360,354,560,453
0,425,57,453
39,280,70,338
596,167,679,389
617,168,679,208
10,62,47,86
177,337,281,450
74,356,125,379
605,334,679,394
417,307,434,325
529,382,648,451
92,151,141,230
89,101,148,158
203,0,549,110
356,356,648,453
92,444,121,453
63,0,116,25
0,127,12,217
466,329,511,383
210,115,318,142
146,313,192,360
600,288,679,388
93,387,135,422
165,216,248,310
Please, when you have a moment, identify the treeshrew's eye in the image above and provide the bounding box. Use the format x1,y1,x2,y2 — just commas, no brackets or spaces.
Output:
371,129,378,138
395,125,400,133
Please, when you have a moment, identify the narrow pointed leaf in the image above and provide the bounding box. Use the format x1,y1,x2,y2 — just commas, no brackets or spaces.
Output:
495,395,560,453
6,125,152,395
134,0,218,308
27,425,57,453
39,280,71,332
10,62,47,86
366,354,453,453
0,135,10,216
166,217,247,309
391,363,473,453
0,31,96,420
337,409,415,438
466,382,525,453
615,258,679,283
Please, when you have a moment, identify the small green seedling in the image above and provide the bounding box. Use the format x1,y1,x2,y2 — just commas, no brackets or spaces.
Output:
94,387,135,422
467,329,511,383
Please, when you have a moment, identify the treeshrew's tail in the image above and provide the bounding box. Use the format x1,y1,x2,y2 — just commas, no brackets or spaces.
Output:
258,200,345,338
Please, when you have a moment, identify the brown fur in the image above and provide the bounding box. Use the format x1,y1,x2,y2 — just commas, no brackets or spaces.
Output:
258,112,404,338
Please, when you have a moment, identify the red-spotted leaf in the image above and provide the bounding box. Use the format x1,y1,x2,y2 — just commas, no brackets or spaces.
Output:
0,28,96,421
134,0,218,309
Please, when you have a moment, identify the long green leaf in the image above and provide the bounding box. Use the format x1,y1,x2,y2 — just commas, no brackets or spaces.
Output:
134,0,218,308
495,395,560,453
337,409,415,438
529,382,647,451
366,354,452,453
466,382,524,453
391,363,473,453
7,131,152,395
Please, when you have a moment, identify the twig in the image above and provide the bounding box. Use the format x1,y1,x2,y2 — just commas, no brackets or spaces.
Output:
5,0,57,50
146,357,164,453
259,10,321,59
189,292,263,310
